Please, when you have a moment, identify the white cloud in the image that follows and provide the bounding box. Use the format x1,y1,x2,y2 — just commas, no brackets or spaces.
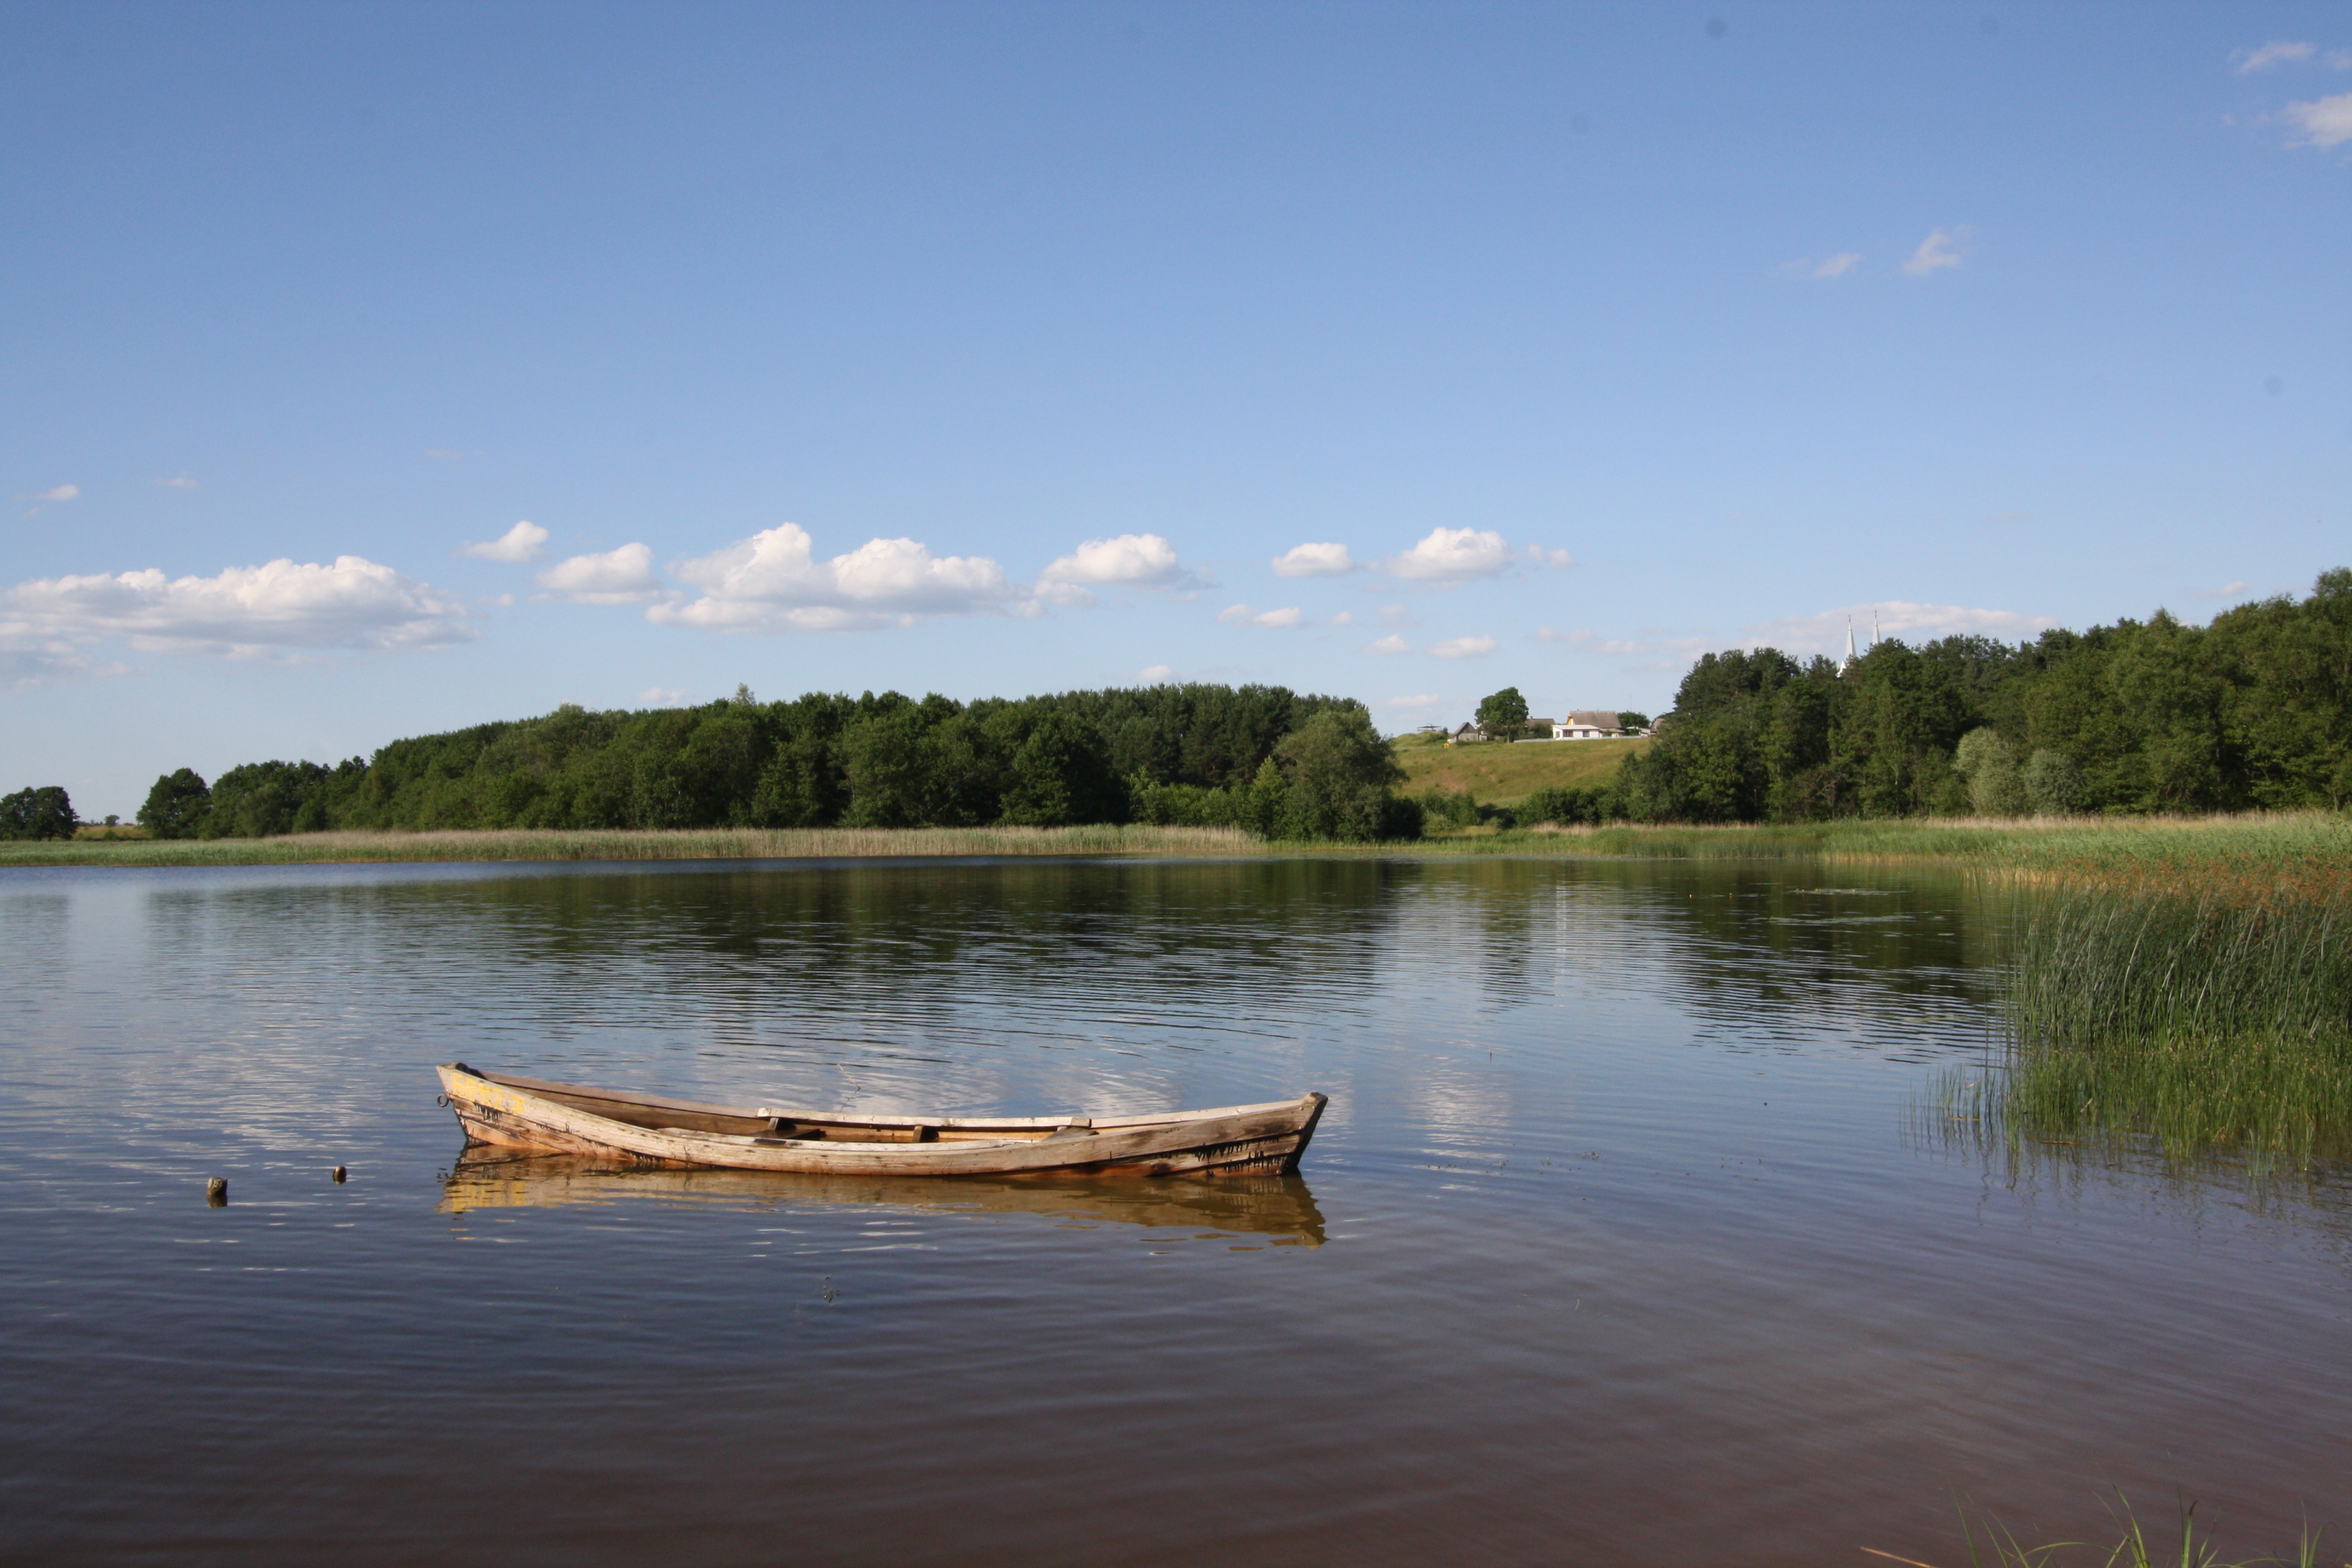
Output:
157,475,199,489
2284,92,2352,147
0,555,474,663
1328,610,1355,627
1378,604,1419,627
1138,664,1175,682
1902,227,1969,277
1742,599,2057,656
1218,603,1304,629
1429,635,1498,659
1526,545,1575,569
2238,40,2315,73
460,520,551,563
638,687,688,706
1037,533,1190,605
1780,252,1862,279
650,524,1016,632
1366,634,1414,655
1272,541,1355,577
2194,580,2254,598
38,484,79,503
1385,527,1516,584
538,543,666,605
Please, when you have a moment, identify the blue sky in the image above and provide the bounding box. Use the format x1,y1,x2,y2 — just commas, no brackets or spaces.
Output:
4,2,2347,815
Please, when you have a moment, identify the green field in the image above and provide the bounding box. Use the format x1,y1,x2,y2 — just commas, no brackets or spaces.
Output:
1391,735,1648,803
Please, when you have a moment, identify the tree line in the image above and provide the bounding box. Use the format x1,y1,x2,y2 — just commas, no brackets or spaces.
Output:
135,683,1423,841
1543,569,2352,825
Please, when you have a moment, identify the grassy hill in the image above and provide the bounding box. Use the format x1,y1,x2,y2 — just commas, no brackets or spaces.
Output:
1391,734,1649,803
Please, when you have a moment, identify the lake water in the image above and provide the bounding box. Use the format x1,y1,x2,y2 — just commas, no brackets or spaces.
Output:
2,856,2347,1566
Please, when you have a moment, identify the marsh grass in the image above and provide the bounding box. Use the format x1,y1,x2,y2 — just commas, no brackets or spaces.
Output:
1866,1492,2328,1568
0,823,1257,867
1923,883,2352,1167
1442,811,2352,890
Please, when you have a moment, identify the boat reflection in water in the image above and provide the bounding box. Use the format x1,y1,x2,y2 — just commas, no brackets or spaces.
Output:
439,1149,1327,1246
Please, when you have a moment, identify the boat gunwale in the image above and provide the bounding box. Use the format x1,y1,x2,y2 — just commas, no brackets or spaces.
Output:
467,1065,1314,1132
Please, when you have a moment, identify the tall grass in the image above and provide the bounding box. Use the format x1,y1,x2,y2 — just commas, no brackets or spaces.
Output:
1965,886,2352,1165
1868,1492,2327,1568
0,823,1256,867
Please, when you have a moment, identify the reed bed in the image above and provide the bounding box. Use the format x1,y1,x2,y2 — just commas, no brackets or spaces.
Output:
1468,811,2352,889
1936,884,2352,1166
0,823,1258,867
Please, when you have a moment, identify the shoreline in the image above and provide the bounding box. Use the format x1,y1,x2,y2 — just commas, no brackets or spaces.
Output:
4,812,2344,889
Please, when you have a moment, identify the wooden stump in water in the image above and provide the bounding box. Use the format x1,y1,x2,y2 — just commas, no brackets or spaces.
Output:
206,1177,227,1206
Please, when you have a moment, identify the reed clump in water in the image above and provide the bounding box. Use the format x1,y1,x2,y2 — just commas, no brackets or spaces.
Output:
1994,885,2352,1165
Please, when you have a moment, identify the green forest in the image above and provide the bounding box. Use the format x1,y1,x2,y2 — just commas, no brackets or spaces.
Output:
42,567,2342,844
1591,569,2352,825
133,683,1420,842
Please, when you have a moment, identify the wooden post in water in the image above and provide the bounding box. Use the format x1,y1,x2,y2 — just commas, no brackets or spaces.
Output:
206,1177,227,1206
332,1166,347,1183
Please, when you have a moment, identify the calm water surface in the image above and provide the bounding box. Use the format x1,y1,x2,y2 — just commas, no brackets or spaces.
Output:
2,857,2347,1566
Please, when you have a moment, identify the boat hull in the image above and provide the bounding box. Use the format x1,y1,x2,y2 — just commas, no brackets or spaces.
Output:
437,1064,1327,1178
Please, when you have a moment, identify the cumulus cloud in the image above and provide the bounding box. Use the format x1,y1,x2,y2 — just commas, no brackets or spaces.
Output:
1218,603,1304,629
649,525,1015,632
158,475,199,489
1036,533,1191,606
1902,227,1969,276
1526,545,1575,569
22,483,79,515
1138,664,1175,682
1429,635,1498,659
638,687,688,706
2238,40,2315,72
538,543,666,605
0,555,474,664
2284,92,2352,147
460,520,551,563
1385,528,1517,584
1780,253,1862,279
1366,634,1413,655
1742,600,2056,657
1328,610,1355,627
1272,541,1355,577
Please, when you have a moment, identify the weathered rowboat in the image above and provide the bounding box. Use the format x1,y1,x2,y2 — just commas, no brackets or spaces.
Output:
436,1063,1328,1178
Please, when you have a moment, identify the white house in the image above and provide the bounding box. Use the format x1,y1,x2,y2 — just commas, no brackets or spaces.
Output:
1552,710,1628,740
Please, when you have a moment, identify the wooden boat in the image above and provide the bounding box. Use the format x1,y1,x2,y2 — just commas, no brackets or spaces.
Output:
436,1063,1328,1178
437,1150,1327,1245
